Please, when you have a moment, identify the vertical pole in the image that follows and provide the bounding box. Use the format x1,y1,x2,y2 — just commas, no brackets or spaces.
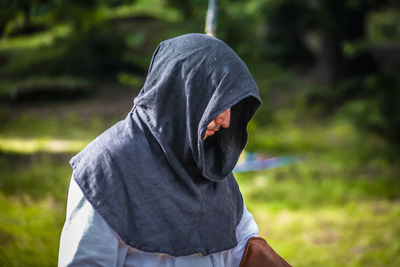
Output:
205,0,218,37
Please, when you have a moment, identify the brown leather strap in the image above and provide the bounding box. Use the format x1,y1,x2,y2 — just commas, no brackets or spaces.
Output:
239,237,292,267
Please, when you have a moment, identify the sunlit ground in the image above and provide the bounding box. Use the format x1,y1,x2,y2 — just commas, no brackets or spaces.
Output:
0,137,87,154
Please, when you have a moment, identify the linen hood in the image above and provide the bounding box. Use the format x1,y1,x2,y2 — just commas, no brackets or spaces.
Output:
70,33,261,256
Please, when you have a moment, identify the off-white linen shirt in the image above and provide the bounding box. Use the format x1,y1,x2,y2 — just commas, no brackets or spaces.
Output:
58,176,258,267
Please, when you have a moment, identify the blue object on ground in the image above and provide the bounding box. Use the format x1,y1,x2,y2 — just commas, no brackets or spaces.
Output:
233,153,297,173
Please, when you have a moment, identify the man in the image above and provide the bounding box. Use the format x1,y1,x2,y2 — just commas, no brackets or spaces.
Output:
59,33,262,266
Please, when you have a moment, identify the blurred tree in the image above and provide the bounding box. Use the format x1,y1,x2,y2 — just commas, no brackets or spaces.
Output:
165,0,205,21
50,0,102,33
259,0,314,66
50,0,137,33
309,0,400,147
217,0,258,60
59,24,129,78
314,0,385,85
165,0,264,61
0,0,17,36
19,0,35,30
0,0,51,36
164,0,313,65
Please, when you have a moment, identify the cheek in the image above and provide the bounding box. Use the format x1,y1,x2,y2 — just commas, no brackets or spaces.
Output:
207,121,216,129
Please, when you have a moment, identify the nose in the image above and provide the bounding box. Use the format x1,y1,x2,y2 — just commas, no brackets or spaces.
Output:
215,108,231,128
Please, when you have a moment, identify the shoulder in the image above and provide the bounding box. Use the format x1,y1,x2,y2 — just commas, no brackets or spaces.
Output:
69,119,133,170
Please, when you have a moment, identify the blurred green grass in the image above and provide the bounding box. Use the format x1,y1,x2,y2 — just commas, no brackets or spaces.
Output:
0,193,65,267
1,96,399,266
240,102,400,267
0,112,110,140
0,113,107,266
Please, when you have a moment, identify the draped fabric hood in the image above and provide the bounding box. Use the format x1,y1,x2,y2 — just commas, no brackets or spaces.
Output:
70,33,261,256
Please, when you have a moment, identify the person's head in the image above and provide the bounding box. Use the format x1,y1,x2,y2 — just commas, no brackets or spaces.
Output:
204,108,231,140
134,33,261,181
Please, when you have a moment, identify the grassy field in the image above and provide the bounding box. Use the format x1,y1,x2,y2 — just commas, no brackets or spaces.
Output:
241,112,400,267
0,17,399,267
1,93,399,266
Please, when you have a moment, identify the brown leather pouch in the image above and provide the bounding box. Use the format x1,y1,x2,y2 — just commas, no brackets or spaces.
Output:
239,237,292,267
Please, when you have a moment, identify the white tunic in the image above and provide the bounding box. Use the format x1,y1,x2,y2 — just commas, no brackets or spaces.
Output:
58,177,258,267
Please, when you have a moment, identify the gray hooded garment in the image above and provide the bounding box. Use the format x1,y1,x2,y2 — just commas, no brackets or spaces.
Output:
70,33,261,257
